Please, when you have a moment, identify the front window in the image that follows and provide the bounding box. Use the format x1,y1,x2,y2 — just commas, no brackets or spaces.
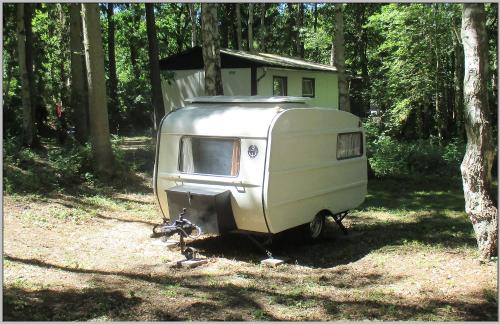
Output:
179,136,240,176
273,76,288,96
337,132,363,160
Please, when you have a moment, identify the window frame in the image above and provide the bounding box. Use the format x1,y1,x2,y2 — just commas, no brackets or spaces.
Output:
272,76,288,96
178,135,241,178
336,132,364,160
302,77,315,97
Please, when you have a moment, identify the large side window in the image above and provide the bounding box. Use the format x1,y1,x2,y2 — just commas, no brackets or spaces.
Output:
273,76,288,96
337,132,363,160
179,136,240,176
302,78,315,97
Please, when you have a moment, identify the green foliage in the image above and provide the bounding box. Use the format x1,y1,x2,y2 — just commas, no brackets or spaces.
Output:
3,136,130,194
368,133,465,178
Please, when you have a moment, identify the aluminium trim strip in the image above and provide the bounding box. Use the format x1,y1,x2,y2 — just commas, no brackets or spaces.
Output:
158,172,261,187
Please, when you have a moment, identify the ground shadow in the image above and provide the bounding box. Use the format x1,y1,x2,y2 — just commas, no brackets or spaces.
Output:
3,253,496,321
3,286,143,321
188,178,474,268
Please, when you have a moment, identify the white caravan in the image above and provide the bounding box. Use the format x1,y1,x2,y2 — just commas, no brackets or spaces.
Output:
154,96,367,240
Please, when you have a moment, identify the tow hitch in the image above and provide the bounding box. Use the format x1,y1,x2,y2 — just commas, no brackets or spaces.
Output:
151,208,202,260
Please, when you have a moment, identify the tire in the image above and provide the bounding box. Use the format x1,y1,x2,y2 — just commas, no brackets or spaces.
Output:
301,212,326,242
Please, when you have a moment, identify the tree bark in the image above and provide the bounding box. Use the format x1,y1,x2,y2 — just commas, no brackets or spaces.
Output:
107,3,119,133
235,4,242,50
70,3,89,143
17,3,35,147
145,3,165,133
260,3,266,52
334,4,350,112
188,3,197,47
460,3,498,261
248,3,254,52
201,3,223,96
81,3,115,178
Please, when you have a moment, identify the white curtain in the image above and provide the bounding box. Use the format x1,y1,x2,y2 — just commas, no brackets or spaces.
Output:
337,133,362,159
181,137,194,173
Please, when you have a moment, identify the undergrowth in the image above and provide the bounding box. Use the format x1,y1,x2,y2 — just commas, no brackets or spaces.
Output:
3,135,142,194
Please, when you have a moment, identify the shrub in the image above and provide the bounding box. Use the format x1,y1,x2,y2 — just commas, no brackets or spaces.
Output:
3,135,131,194
368,134,466,179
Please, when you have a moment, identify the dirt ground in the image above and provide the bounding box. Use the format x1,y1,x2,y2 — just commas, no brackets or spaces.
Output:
2,145,498,321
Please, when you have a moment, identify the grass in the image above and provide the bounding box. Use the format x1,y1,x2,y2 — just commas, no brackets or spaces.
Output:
2,137,498,321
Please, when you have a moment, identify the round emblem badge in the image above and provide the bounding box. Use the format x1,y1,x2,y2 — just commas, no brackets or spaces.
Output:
248,145,258,158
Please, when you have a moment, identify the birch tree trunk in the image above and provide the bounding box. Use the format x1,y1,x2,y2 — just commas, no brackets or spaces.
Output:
460,3,497,261
189,3,196,47
107,3,119,133
333,4,350,112
145,3,165,133
69,3,89,143
81,3,115,177
201,3,223,95
235,4,242,50
16,3,35,147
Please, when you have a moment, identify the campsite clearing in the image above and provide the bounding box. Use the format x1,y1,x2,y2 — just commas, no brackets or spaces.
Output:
2,139,497,321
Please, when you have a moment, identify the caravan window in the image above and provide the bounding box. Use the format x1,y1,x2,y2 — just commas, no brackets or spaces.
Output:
179,136,240,177
337,132,363,160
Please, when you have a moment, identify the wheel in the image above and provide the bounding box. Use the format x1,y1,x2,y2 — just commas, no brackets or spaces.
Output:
301,212,326,242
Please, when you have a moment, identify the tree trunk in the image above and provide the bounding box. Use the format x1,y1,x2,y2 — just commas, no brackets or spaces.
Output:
297,3,304,58
460,3,498,261
55,4,70,144
359,4,370,117
452,22,465,138
433,4,446,141
107,3,119,133
230,5,238,50
333,4,350,112
235,4,242,50
330,37,335,66
219,4,229,48
287,3,297,57
313,3,318,58
248,3,254,52
145,3,165,133
260,3,266,52
189,3,197,47
201,3,223,96
126,3,140,80
81,3,115,178
17,3,35,147
70,3,89,143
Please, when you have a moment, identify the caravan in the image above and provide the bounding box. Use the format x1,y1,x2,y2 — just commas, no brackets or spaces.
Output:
154,96,367,240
